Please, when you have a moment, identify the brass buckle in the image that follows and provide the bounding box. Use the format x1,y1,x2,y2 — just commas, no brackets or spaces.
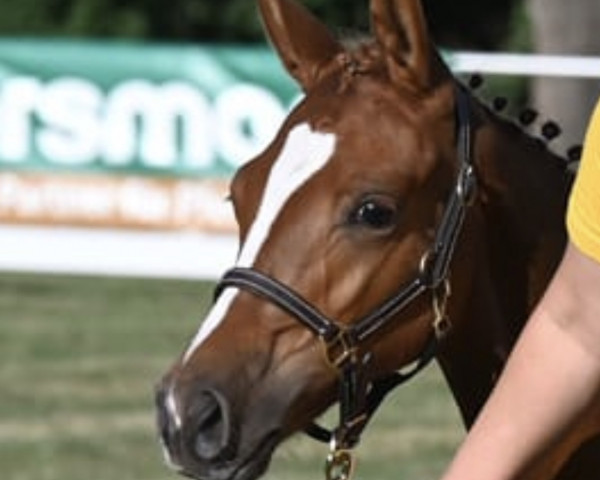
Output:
433,279,452,339
322,329,357,370
418,250,434,277
325,441,355,480
457,164,477,206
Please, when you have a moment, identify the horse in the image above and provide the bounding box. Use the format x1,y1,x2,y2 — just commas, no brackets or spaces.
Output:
155,0,600,479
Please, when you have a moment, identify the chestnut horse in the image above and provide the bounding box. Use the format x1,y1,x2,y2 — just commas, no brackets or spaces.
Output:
156,0,600,479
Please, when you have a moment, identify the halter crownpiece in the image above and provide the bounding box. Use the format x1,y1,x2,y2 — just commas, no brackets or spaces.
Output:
215,83,476,480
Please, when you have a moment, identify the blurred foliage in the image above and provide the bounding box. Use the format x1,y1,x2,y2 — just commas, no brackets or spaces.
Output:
0,0,524,50
422,0,520,50
502,0,532,52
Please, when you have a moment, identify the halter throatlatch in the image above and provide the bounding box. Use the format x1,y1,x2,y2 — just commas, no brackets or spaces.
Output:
214,84,476,480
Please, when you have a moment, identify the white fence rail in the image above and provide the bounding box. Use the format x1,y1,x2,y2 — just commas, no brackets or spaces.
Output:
451,52,600,78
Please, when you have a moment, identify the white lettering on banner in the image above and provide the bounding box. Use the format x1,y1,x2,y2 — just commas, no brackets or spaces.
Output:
118,179,172,223
103,81,214,169
36,77,103,165
0,173,237,232
0,173,115,220
215,84,287,167
0,77,290,172
172,182,233,226
0,77,41,162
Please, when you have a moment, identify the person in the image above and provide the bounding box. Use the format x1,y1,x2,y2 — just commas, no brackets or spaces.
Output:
440,99,600,480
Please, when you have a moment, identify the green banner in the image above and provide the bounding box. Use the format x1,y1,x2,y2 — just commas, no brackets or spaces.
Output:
0,39,300,178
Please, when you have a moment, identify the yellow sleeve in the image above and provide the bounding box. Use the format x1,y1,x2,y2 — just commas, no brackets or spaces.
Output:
567,99,600,264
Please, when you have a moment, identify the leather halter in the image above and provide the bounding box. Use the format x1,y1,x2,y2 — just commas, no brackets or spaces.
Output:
215,84,476,479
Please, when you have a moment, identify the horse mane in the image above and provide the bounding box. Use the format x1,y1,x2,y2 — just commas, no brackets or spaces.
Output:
466,74,581,175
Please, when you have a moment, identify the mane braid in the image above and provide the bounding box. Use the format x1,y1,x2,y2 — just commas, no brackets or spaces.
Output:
473,91,574,177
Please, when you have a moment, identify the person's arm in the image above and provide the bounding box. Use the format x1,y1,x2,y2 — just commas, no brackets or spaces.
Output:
441,242,600,480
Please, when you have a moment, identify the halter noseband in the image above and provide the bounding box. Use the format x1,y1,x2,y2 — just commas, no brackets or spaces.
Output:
214,84,476,480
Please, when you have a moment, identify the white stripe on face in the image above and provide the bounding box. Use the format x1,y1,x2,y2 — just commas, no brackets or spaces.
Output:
183,123,336,362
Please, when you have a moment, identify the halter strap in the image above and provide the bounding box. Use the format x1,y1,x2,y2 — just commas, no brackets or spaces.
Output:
215,267,340,342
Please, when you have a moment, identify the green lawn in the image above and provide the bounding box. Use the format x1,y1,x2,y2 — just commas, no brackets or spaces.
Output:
0,273,464,480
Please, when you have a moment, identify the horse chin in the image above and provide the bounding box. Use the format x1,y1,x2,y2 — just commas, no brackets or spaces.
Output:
172,429,281,480
228,434,280,480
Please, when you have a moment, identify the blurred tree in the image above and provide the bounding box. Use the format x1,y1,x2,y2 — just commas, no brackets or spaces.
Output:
0,0,148,37
0,0,519,50
528,0,600,150
422,0,517,50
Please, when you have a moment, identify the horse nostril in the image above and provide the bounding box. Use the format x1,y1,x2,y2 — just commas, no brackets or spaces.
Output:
191,389,231,461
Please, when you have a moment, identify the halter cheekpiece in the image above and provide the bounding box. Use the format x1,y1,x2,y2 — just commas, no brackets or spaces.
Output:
214,84,476,480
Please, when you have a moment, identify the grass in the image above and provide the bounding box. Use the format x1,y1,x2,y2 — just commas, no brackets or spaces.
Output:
0,272,464,480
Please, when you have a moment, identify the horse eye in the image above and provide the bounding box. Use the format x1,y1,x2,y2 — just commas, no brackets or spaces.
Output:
350,198,398,230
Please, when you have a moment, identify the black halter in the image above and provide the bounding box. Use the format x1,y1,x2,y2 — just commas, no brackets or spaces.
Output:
215,84,476,477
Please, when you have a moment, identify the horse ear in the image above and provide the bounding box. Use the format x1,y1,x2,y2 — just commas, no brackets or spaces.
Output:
258,0,344,91
370,0,437,90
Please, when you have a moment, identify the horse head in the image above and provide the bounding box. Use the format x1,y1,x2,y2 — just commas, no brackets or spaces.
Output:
156,1,482,479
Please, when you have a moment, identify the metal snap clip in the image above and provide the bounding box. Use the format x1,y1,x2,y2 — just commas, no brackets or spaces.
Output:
325,446,355,480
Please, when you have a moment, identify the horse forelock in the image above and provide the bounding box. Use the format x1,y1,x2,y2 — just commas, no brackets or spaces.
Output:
338,39,384,73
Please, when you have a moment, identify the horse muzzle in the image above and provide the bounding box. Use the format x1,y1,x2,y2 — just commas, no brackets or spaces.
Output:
154,374,283,480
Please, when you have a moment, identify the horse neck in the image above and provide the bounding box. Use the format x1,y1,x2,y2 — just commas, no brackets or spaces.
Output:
437,101,572,427
475,104,571,318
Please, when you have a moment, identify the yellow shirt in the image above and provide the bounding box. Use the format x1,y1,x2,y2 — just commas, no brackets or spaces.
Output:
567,99,600,264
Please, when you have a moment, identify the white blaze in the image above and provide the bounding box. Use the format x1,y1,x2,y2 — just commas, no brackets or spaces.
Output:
183,123,336,362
